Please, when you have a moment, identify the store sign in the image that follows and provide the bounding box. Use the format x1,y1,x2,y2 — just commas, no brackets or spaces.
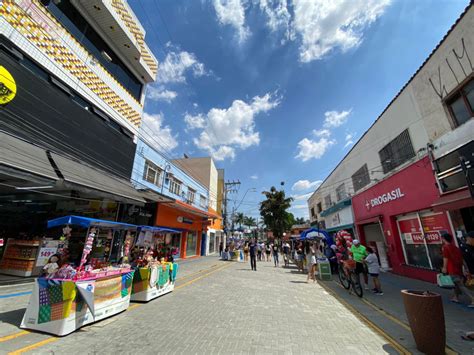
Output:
404,232,442,245
177,216,193,224
365,188,405,210
0,238,3,247
0,66,16,105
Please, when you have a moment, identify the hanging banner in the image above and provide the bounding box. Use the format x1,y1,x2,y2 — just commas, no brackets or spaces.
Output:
76,280,96,316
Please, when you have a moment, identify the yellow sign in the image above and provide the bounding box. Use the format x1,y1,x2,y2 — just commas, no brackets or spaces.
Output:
0,66,16,105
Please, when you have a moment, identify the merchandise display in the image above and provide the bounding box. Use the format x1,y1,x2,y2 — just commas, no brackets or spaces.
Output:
0,239,41,276
19,216,181,335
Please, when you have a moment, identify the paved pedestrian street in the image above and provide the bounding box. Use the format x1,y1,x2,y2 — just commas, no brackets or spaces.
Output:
0,257,398,354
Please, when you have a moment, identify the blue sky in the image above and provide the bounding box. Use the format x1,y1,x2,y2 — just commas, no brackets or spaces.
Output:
132,0,469,220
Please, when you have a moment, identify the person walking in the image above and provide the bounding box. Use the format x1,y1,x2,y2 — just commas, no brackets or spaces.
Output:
249,238,257,271
219,242,223,257
296,243,304,273
350,239,369,290
265,243,272,262
441,233,472,305
257,241,263,261
283,241,290,267
365,247,383,295
272,243,280,267
306,244,317,283
243,242,249,262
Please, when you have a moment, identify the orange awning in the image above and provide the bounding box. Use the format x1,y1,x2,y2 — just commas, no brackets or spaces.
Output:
171,200,221,219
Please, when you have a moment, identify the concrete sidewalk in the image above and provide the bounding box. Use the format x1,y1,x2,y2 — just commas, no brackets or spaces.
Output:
319,269,474,354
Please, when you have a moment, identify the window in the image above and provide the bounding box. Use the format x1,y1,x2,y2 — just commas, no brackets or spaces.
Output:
169,178,182,196
317,202,322,213
324,194,332,209
187,188,196,204
143,160,162,186
44,1,143,100
352,164,370,192
310,207,315,217
447,79,474,127
200,194,207,208
336,183,347,202
378,129,415,174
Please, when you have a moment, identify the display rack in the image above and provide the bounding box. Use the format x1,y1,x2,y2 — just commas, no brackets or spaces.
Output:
0,239,41,277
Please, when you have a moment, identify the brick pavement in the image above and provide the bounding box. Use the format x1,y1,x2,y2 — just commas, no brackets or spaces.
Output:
2,257,397,354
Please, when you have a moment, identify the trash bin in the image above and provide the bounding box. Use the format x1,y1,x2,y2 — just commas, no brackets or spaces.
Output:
317,258,332,281
401,290,445,355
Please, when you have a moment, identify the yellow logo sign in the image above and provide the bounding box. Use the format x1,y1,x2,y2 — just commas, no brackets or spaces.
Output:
0,66,17,105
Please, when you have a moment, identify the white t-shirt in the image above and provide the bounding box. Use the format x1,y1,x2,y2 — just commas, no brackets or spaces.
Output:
365,254,380,274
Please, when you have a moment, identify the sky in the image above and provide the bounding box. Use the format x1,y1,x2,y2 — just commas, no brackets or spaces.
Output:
131,0,469,220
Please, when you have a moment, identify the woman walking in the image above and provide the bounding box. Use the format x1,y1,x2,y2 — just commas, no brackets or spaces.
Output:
307,243,317,283
265,243,272,262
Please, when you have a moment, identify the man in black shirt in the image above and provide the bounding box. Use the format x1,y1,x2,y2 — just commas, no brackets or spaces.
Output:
461,231,474,275
249,239,257,271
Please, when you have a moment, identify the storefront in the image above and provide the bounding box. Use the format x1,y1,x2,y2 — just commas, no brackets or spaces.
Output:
320,199,357,240
352,156,453,283
155,201,214,259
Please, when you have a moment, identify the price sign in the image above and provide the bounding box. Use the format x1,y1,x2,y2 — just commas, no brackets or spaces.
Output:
35,247,58,267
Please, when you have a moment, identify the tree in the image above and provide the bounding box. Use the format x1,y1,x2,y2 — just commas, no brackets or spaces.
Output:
295,217,306,225
244,216,257,229
259,186,293,241
234,212,245,230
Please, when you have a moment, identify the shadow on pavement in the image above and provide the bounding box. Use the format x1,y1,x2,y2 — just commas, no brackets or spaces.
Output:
0,308,26,327
382,343,399,355
289,281,308,284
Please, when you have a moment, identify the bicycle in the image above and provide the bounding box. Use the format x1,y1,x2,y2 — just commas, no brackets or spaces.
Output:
338,259,363,297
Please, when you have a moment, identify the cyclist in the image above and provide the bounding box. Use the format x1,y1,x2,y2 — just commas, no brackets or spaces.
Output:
350,239,369,290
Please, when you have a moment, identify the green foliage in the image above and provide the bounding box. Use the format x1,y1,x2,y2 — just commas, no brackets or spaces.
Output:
243,216,257,228
295,217,306,225
259,186,294,239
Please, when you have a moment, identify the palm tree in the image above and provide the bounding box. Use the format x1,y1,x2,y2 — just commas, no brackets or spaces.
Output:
234,212,245,230
244,216,257,229
295,217,306,225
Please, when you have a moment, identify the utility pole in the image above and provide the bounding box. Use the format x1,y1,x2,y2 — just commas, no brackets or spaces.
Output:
223,180,240,244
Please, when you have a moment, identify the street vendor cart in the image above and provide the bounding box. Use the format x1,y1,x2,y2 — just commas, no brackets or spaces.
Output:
131,226,179,302
21,216,137,336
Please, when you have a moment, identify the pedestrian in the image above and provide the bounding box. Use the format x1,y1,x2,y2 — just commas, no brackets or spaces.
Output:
219,241,223,257
272,243,279,267
249,238,257,271
257,241,263,261
365,247,383,295
243,242,249,262
306,244,317,283
441,233,472,305
460,231,474,278
283,241,290,267
265,243,272,262
350,239,369,290
296,243,304,273
325,244,338,274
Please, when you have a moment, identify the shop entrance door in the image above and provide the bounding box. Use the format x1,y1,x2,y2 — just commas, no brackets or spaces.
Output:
363,223,390,269
186,232,197,257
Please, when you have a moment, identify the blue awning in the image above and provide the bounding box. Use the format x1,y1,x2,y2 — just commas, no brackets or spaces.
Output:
47,215,137,229
300,228,334,245
138,225,181,233
319,198,352,217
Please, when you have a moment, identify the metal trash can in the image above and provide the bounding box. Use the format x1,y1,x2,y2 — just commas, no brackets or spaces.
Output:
401,290,445,355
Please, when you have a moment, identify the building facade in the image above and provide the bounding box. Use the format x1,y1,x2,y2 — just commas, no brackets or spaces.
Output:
307,4,473,283
0,0,157,275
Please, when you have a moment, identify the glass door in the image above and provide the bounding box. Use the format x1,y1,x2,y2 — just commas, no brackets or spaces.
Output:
186,232,197,257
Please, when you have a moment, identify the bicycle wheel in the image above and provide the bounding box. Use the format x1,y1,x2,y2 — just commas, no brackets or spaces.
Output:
338,265,350,289
351,272,363,297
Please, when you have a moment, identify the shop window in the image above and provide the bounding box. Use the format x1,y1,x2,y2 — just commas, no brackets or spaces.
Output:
169,178,182,196
209,232,216,253
352,164,370,192
310,207,315,218
186,232,197,257
336,183,347,202
378,129,415,174
324,194,332,209
143,160,162,186
187,188,196,204
317,202,322,213
397,212,447,270
43,1,143,100
446,79,474,127
200,194,207,208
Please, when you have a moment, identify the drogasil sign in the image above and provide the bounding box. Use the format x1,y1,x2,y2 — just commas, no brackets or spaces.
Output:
365,188,405,211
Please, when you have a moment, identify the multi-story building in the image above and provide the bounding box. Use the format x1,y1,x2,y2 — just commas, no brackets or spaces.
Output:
308,3,473,283
172,157,224,255
131,139,214,259
0,0,157,274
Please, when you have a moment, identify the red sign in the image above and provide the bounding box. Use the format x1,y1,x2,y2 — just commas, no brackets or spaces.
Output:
398,213,447,245
0,238,3,247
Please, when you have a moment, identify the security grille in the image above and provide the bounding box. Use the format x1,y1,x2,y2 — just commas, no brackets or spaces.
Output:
352,164,370,192
379,129,415,174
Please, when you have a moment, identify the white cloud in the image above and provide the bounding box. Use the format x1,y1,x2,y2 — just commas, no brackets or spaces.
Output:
312,128,331,138
193,92,280,160
293,0,391,62
250,175,258,180
184,113,206,130
157,50,209,84
292,179,322,191
292,192,313,201
213,0,250,43
147,86,178,103
344,132,355,148
295,137,335,162
259,0,293,43
323,110,351,128
291,204,309,209
142,113,178,152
